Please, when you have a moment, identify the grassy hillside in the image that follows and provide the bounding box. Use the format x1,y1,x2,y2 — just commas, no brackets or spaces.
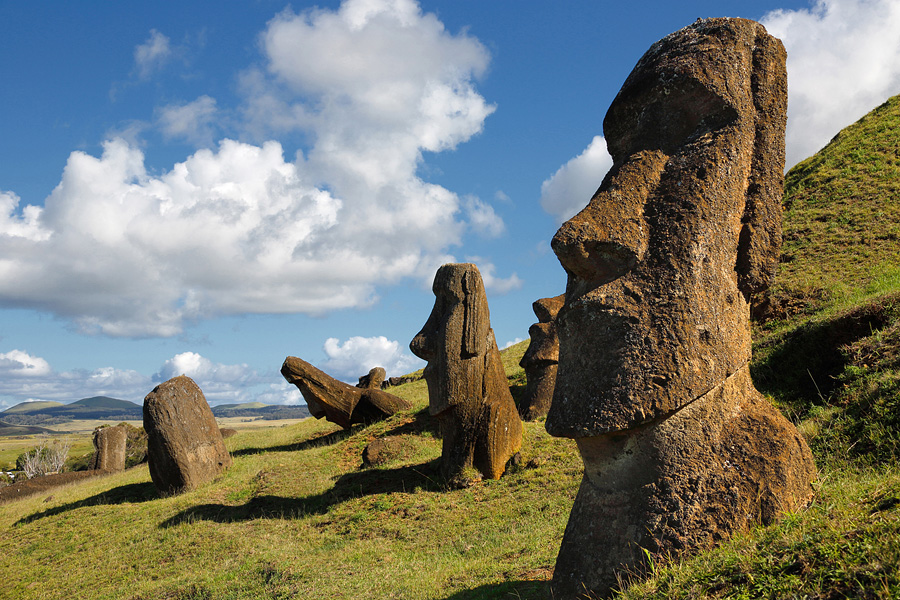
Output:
68,396,139,409
0,421,51,436
2,97,900,598
1,401,64,415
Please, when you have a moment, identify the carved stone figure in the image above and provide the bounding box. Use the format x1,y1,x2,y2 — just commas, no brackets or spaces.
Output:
410,263,523,484
356,366,387,390
546,18,816,598
143,375,232,495
518,294,564,420
89,424,127,472
281,357,411,429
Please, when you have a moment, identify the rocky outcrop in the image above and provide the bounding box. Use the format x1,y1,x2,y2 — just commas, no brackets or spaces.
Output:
89,424,127,472
410,263,522,485
143,375,232,495
281,357,411,429
357,367,387,390
546,18,815,598
518,294,564,420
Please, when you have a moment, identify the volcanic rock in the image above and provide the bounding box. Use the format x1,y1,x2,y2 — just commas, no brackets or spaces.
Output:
281,357,411,429
546,18,815,598
89,424,127,472
143,375,232,495
410,263,523,484
518,294,564,420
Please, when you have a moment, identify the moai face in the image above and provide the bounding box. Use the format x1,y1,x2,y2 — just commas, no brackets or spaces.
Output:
410,263,491,417
546,18,787,437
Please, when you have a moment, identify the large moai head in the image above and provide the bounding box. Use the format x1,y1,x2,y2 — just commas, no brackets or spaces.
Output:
547,18,787,437
410,263,494,417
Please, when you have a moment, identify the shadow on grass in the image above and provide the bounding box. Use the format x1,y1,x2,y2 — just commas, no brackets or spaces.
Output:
441,580,551,600
232,427,353,457
15,481,158,525
159,460,443,527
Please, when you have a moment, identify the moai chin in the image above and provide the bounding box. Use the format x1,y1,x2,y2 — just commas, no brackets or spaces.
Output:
546,18,816,598
410,263,523,485
518,294,564,421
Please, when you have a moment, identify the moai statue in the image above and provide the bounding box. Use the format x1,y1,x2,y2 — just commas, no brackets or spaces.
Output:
143,375,233,495
281,357,411,429
410,263,523,485
518,294,565,420
89,424,127,472
356,366,387,390
546,18,816,598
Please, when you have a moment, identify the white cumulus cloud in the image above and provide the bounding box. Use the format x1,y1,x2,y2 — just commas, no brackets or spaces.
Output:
0,0,516,338
762,0,900,167
319,335,424,382
539,135,611,223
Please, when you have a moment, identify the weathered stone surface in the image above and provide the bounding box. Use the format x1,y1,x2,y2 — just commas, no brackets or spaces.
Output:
362,435,407,467
281,357,411,429
410,263,523,484
546,18,815,598
357,367,387,390
518,294,565,420
143,375,232,495
89,424,127,472
219,428,238,439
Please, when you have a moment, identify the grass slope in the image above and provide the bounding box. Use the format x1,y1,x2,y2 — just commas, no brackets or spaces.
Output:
2,99,900,598
1,401,64,415
67,396,139,409
0,421,51,436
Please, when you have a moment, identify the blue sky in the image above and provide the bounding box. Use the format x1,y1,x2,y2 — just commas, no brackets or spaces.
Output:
2,0,900,408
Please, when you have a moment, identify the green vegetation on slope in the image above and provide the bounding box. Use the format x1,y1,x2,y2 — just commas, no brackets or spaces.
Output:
1,401,64,415
2,97,900,599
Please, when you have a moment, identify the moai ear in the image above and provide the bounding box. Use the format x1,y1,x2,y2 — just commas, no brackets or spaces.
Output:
461,267,488,358
736,27,787,299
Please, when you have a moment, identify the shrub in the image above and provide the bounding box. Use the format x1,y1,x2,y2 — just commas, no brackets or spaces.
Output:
16,437,71,479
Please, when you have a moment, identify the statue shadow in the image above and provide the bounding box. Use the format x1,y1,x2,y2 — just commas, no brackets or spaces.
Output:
232,427,353,457
159,459,443,528
440,580,551,600
15,481,158,526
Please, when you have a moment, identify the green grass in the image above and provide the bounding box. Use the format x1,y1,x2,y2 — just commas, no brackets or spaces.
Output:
3,97,900,599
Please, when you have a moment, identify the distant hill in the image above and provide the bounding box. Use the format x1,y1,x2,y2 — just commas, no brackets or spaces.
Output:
0,396,142,426
214,402,268,411
2,401,64,415
0,420,51,436
68,396,140,410
211,403,310,420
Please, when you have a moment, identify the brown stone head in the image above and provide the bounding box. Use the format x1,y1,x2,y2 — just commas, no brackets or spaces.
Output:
410,263,492,415
547,18,786,437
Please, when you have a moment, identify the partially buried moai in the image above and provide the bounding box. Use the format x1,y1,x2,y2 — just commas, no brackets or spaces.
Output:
518,294,564,421
410,263,522,485
546,18,816,598
143,375,233,495
89,424,127,472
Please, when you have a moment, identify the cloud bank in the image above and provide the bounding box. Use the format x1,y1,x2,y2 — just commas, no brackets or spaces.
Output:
539,136,612,223
762,0,900,167
0,0,507,338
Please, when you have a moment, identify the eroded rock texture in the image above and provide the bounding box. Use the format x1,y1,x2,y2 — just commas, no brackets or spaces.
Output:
143,375,232,495
410,263,523,485
518,294,564,420
89,424,127,472
546,18,816,598
281,357,411,429
357,367,387,390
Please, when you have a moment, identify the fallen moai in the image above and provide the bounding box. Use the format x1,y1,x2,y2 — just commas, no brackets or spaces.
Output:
356,366,387,390
143,375,233,495
281,357,411,429
410,263,523,485
546,18,816,598
89,424,127,472
518,294,564,420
